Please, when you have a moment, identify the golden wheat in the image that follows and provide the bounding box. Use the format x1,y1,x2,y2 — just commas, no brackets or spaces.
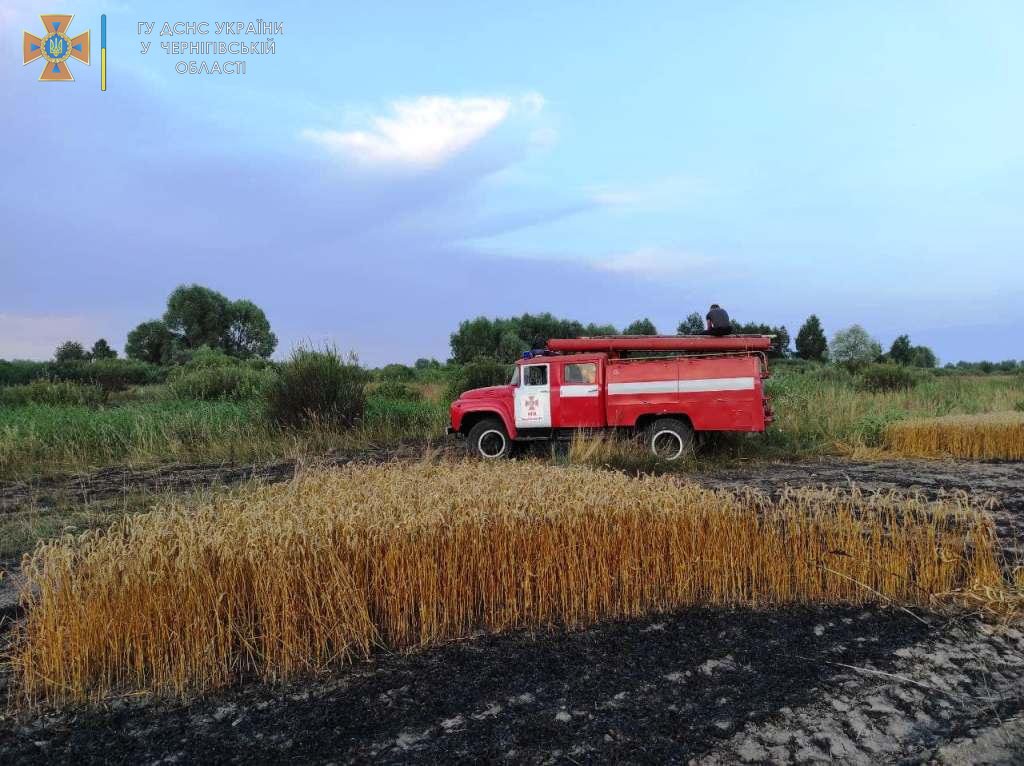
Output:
885,412,1024,460
8,461,1009,705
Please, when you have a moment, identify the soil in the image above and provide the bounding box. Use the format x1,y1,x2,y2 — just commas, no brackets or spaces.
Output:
1,454,1023,764
1,607,1022,764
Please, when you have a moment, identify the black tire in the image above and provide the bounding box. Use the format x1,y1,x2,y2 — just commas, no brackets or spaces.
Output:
466,418,512,460
643,417,694,461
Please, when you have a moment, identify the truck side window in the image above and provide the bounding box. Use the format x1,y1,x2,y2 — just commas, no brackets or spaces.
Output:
524,365,547,386
509,368,520,386
564,363,596,384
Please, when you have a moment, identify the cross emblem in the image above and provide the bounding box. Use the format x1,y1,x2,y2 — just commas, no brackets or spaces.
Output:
23,14,90,82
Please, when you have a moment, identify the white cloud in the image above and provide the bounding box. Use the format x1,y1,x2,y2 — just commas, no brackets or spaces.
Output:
0,313,112,360
593,248,719,279
587,175,708,211
302,95,522,168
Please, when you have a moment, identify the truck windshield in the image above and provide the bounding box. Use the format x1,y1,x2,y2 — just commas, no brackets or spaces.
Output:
509,367,520,386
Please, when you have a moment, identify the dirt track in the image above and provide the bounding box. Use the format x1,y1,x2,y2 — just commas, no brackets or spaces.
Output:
2,454,1023,764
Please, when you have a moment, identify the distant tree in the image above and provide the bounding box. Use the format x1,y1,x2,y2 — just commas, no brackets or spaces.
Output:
582,323,619,336
908,345,937,368
90,338,118,360
449,313,617,363
677,312,705,335
414,357,442,370
450,317,504,364
148,284,276,360
733,321,791,359
888,335,913,365
163,284,234,350
379,363,416,381
224,299,277,359
54,341,89,363
831,325,882,368
624,318,658,335
125,320,177,365
495,330,529,362
795,315,827,361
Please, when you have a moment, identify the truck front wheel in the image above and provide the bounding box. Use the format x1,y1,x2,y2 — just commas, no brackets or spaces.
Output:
466,418,512,459
644,418,694,461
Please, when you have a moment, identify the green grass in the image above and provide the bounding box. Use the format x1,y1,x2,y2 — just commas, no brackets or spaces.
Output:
748,370,1024,458
0,394,449,480
1,369,1019,480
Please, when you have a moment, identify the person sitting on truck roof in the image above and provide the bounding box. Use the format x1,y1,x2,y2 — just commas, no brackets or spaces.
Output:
704,304,733,336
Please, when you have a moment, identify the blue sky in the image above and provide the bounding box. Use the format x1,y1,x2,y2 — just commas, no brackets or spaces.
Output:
2,1,1022,364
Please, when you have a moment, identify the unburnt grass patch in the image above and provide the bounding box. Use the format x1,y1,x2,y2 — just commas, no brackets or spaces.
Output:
885,411,1024,460
6,461,1017,706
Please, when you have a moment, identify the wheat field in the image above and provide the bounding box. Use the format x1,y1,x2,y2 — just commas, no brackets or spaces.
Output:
885,412,1024,460
8,461,1010,705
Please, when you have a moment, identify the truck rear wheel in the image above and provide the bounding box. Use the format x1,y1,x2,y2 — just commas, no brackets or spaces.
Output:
644,418,694,461
466,418,512,460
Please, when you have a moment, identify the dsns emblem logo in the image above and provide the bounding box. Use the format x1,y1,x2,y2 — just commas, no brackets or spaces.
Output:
23,14,90,81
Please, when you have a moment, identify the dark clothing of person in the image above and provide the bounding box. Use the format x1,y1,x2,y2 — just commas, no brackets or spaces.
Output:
704,307,732,336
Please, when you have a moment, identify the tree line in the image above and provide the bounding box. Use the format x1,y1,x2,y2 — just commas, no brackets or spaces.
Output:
449,312,793,363
448,312,943,369
38,285,973,374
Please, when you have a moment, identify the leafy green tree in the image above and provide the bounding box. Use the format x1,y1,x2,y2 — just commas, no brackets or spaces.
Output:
54,341,89,363
125,320,178,365
888,334,913,365
449,313,619,363
908,345,937,368
624,318,658,335
450,317,503,364
224,299,277,359
830,325,882,368
677,312,705,335
90,338,118,360
795,315,827,361
495,330,529,362
163,284,234,350
582,323,618,336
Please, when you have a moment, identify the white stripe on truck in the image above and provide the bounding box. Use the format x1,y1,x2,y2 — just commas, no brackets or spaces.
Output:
560,385,600,398
607,377,755,395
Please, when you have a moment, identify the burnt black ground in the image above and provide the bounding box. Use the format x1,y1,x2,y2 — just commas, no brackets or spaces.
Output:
0,606,967,765
2,455,1023,764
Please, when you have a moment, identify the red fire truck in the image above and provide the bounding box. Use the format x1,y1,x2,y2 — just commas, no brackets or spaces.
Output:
449,335,774,460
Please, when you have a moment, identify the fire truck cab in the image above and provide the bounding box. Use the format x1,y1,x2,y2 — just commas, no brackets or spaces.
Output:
449,335,774,460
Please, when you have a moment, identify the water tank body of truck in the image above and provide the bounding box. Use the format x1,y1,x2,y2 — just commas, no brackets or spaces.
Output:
449,336,773,460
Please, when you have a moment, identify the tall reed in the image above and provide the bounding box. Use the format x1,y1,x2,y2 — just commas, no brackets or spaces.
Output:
9,462,1007,705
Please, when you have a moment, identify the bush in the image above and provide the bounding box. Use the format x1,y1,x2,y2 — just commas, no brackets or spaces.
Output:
856,363,919,393
174,346,238,370
373,380,423,402
809,364,855,386
50,359,166,392
853,410,906,446
0,360,51,387
171,366,277,401
265,346,370,428
444,357,513,401
0,380,106,408
365,397,442,431
379,363,416,382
